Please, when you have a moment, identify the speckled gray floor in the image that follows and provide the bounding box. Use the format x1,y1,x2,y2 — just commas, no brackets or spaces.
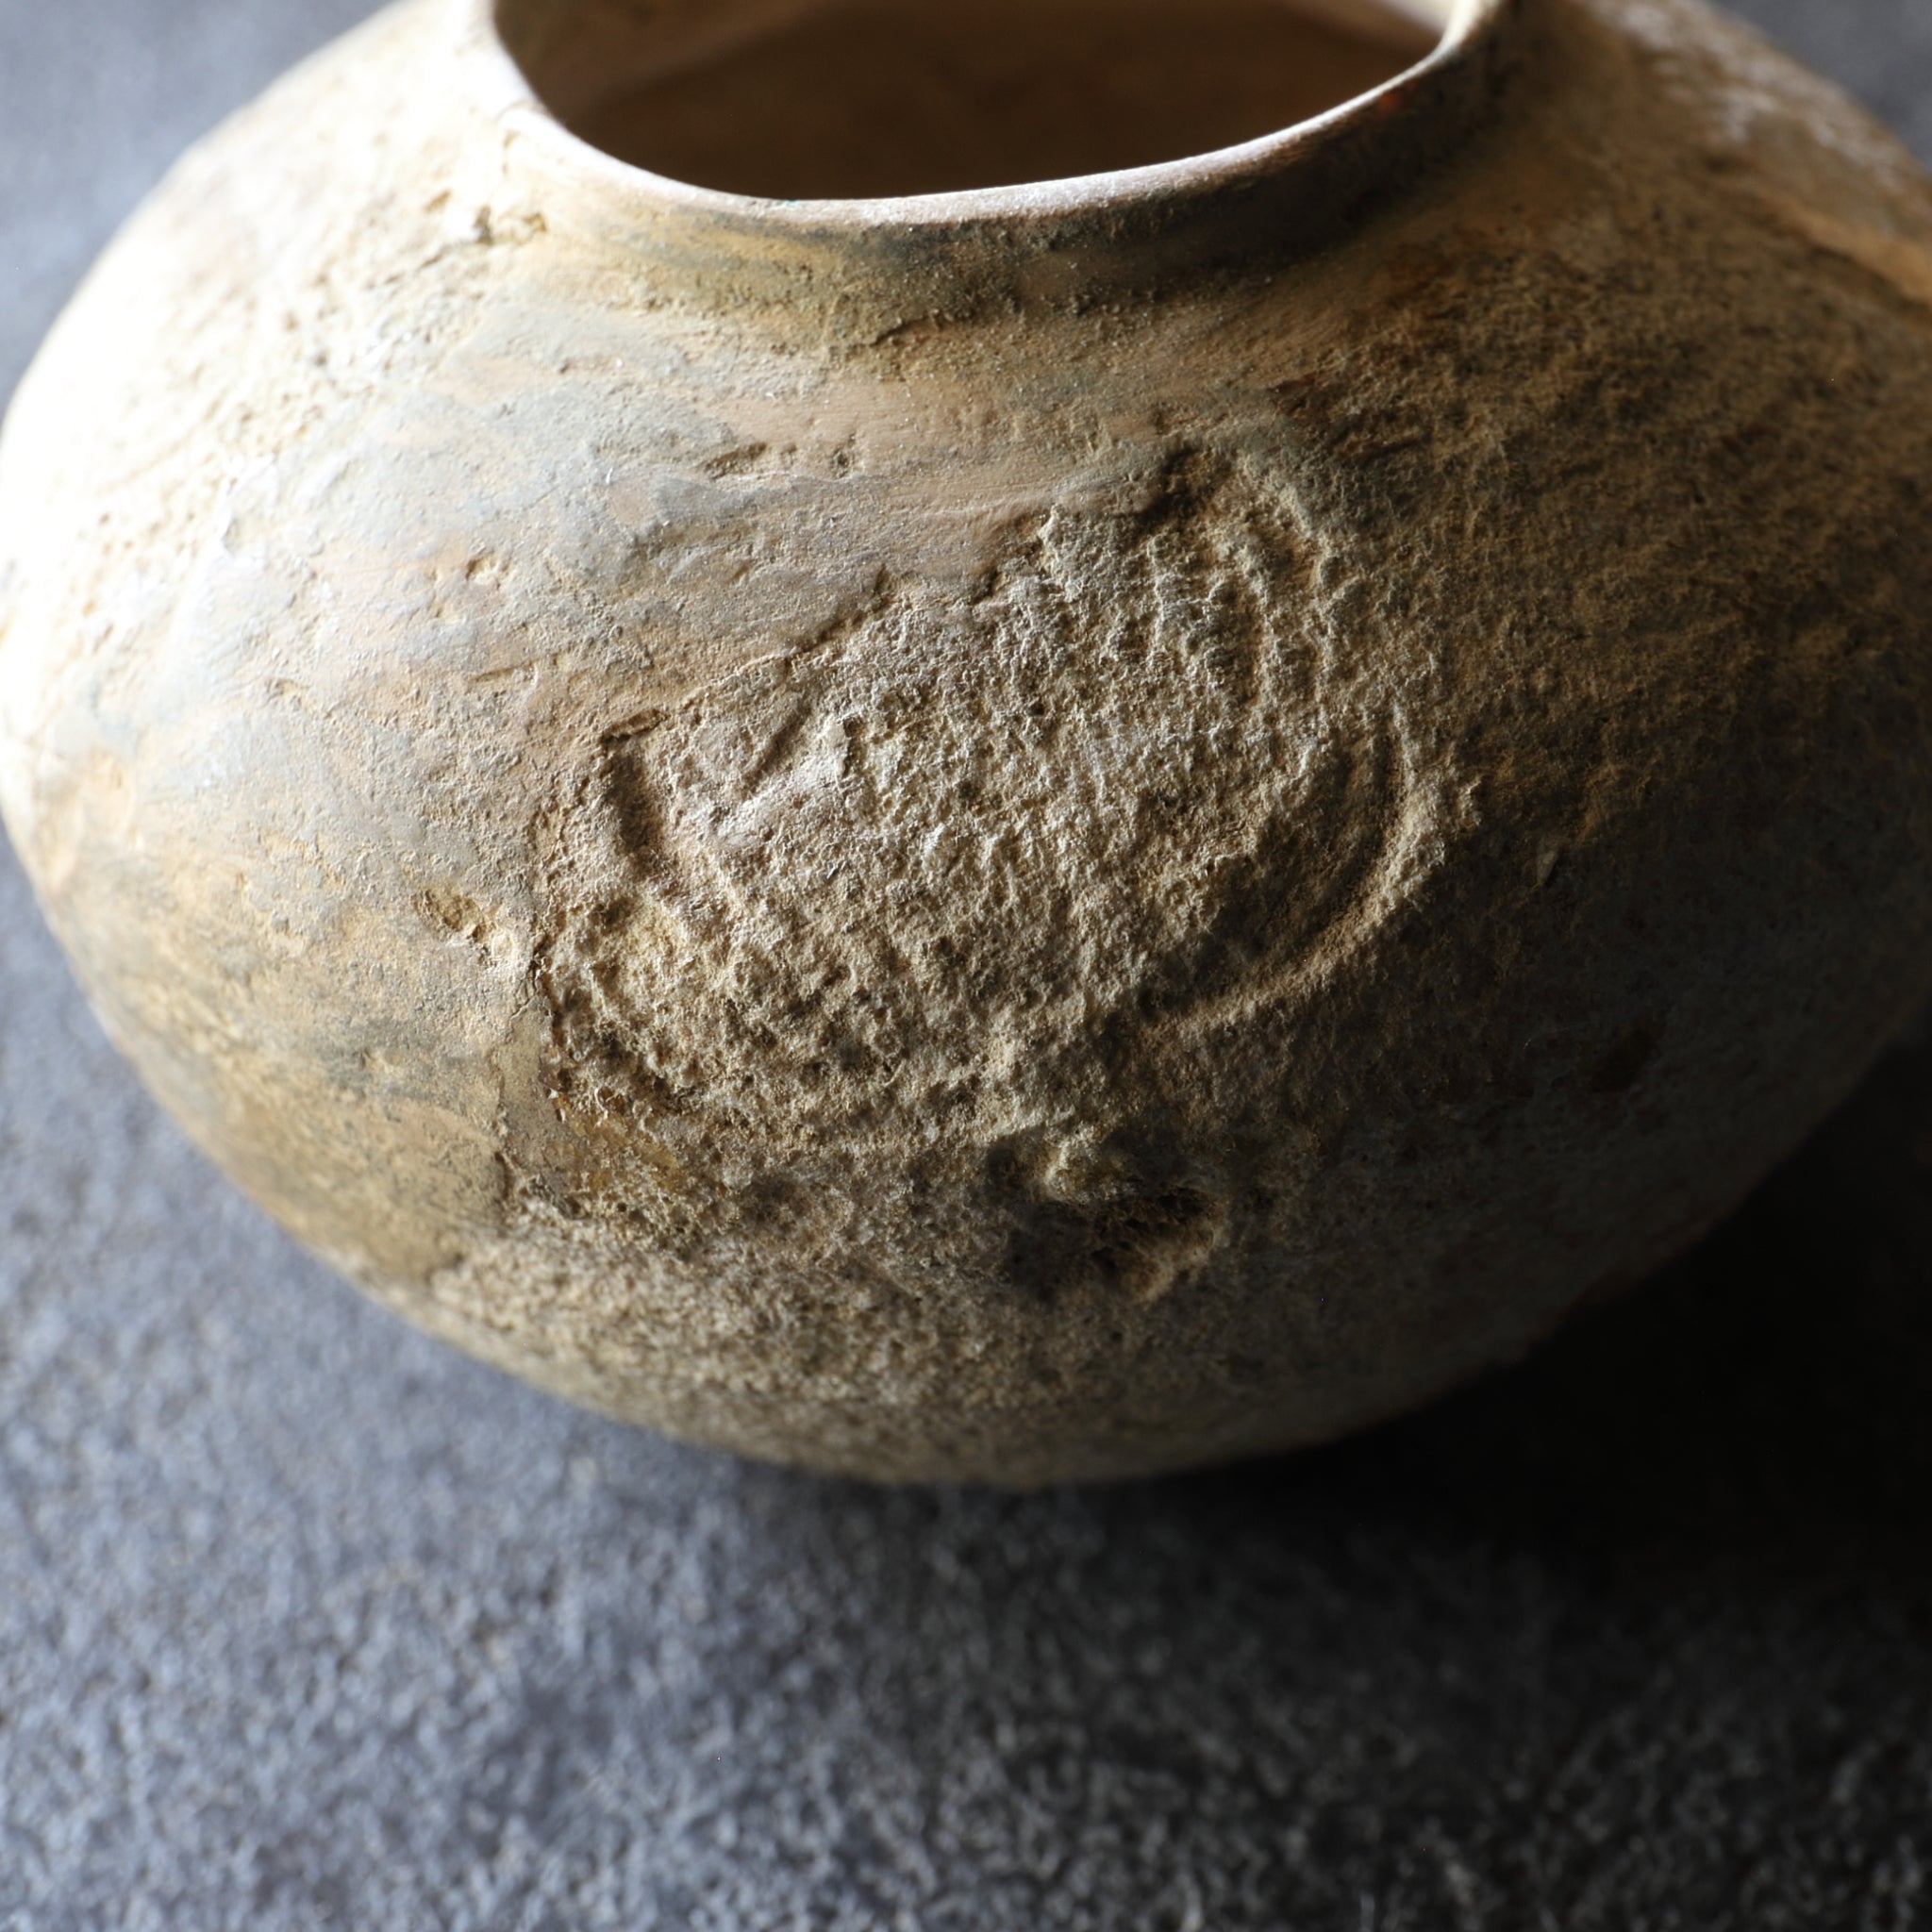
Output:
5,3,1932,1927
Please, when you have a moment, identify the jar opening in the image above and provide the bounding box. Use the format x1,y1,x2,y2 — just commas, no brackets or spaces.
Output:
494,0,1452,203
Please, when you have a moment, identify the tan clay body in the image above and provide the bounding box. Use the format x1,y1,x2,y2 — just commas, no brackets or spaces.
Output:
5,0,1932,1482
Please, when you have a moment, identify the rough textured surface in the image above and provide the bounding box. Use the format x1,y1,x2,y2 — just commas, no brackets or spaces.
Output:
7,0,1932,1481
7,2,1932,1921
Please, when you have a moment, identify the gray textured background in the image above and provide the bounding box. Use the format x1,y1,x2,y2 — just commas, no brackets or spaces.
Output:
6,3,1932,1926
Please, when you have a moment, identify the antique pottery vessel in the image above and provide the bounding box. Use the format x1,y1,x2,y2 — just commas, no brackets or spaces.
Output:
5,0,1932,1482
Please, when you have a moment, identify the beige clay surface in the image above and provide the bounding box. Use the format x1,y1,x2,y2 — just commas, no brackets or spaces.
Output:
4,0,1932,1481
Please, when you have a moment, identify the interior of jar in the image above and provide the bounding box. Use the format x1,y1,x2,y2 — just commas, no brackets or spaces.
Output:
494,0,1456,201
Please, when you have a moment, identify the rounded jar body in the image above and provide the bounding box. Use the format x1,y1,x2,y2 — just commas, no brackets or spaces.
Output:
6,0,1932,1480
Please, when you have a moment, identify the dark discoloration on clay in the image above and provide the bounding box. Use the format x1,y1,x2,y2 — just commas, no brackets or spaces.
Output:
4,0,1932,1481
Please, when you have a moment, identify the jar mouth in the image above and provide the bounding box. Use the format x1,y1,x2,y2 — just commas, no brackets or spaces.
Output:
458,0,1507,235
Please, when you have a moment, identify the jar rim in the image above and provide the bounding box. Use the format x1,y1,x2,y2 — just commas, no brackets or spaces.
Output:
455,0,1518,241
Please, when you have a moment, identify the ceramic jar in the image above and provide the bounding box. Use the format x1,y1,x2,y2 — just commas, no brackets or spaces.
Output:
5,0,1932,1481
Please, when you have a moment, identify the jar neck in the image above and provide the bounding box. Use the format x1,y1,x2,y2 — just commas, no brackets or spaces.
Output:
449,0,1527,333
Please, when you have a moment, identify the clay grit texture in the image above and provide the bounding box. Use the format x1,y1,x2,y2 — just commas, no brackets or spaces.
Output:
4,0,1932,1480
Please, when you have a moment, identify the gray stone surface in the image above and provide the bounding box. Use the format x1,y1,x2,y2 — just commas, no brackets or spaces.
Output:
4,3,1932,1925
